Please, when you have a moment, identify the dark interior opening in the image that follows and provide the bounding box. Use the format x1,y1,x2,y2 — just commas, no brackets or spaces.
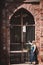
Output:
10,8,35,64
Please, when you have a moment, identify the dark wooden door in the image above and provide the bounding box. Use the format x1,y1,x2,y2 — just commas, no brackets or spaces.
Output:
10,8,35,64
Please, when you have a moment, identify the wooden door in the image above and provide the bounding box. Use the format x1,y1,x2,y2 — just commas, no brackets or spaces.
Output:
10,8,35,64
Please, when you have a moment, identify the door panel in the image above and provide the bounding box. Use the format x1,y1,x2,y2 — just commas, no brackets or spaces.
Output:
10,26,21,43
10,8,35,64
26,26,35,42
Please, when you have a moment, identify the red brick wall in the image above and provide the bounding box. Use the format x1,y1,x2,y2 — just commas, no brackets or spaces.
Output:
2,1,43,64
39,0,43,63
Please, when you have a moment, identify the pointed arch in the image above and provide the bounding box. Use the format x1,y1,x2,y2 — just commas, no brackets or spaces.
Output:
10,8,35,25
10,7,35,63
9,5,34,20
10,7,35,43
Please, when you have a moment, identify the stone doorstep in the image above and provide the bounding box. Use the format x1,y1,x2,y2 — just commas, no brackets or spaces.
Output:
11,62,43,65
10,61,43,65
11,62,39,65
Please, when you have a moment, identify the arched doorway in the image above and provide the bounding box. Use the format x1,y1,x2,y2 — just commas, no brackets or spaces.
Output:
10,8,35,64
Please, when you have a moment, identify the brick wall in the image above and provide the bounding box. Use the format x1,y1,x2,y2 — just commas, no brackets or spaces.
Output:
2,1,43,64
39,0,43,62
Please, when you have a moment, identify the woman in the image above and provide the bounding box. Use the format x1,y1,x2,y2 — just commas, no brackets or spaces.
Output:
30,41,37,64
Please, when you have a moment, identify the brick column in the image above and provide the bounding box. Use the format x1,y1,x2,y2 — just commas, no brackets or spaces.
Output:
39,0,43,63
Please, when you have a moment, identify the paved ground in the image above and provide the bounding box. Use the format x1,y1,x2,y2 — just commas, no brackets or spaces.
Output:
11,64,32,65
11,63,43,65
11,62,43,65
11,62,30,65
11,63,38,65
11,64,38,65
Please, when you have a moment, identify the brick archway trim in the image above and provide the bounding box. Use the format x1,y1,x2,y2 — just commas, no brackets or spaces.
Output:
9,4,34,20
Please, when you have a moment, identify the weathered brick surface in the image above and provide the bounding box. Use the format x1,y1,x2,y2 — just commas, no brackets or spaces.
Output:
2,1,43,64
